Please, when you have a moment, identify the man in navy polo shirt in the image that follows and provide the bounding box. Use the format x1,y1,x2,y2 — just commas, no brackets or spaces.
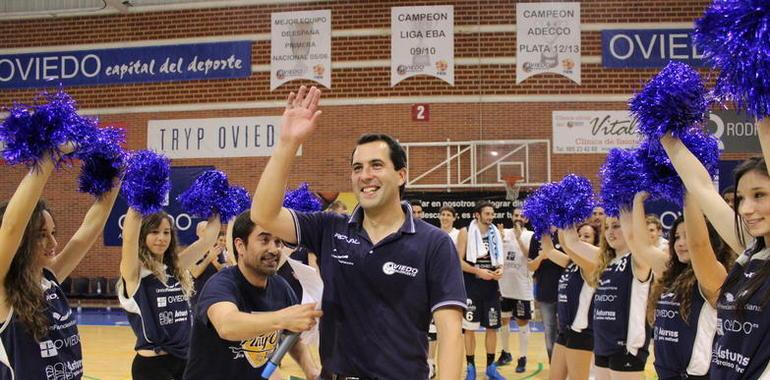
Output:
251,85,467,380
184,211,322,380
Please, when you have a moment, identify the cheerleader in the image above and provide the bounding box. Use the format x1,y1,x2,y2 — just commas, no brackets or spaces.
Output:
545,223,600,380
119,208,221,380
625,192,733,380
582,214,651,380
0,153,121,380
661,124,770,378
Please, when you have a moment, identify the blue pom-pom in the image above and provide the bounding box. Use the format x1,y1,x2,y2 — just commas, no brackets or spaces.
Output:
629,61,708,139
0,90,89,168
600,148,648,217
522,182,562,239
219,186,251,222
694,0,770,119
551,174,597,229
176,170,230,219
637,128,721,206
636,140,685,205
283,183,323,213
122,150,171,215
76,126,126,197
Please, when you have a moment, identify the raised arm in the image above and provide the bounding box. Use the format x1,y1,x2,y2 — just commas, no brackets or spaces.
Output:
0,158,55,286
661,134,744,253
251,86,322,244
683,194,729,306
541,234,570,268
120,208,143,296
177,215,221,269
556,229,597,272
225,218,235,263
619,209,652,282
50,184,122,281
624,192,669,279
190,249,216,278
560,226,600,266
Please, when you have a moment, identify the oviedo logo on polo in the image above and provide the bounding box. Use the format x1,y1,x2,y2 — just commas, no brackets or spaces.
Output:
382,261,419,277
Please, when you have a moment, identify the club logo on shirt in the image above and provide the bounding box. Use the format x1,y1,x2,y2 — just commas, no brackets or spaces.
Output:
40,340,58,358
382,262,419,277
717,318,759,335
228,330,279,368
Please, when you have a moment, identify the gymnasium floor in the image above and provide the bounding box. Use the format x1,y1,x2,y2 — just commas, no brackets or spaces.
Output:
77,309,657,379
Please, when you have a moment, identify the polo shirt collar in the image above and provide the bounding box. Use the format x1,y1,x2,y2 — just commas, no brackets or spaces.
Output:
347,201,417,234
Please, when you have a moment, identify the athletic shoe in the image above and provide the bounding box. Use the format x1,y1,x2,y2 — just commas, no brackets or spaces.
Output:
495,351,513,366
515,356,527,373
465,363,476,380
485,364,506,380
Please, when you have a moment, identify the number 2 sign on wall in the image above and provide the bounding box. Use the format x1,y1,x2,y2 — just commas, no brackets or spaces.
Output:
412,104,430,122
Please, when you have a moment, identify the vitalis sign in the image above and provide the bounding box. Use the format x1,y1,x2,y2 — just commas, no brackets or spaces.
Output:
552,111,642,154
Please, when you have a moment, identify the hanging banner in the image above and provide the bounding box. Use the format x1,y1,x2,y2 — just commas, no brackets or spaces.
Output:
0,41,251,89
552,111,642,153
147,116,288,159
516,2,581,84
390,5,454,87
602,29,705,68
271,10,332,91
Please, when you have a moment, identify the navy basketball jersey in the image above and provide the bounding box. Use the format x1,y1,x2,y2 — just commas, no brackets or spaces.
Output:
711,248,770,379
0,269,83,380
119,267,192,359
557,263,594,334
464,233,499,292
592,252,651,357
653,283,716,378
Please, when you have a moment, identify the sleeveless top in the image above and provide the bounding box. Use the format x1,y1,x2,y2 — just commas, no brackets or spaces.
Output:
0,269,82,380
557,263,594,334
653,282,716,378
592,252,652,357
711,247,770,379
119,267,192,359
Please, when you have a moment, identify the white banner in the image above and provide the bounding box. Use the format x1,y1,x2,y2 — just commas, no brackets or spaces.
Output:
148,116,298,159
517,3,581,84
271,10,331,90
552,111,642,154
391,6,454,87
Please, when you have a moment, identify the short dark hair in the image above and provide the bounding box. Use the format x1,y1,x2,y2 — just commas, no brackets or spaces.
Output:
352,134,407,196
721,185,735,197
474,200,494,214
232,211,257,262
409,199,423,207
439,205,456,216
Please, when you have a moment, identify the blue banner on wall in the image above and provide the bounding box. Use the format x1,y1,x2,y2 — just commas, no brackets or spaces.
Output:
104,165,215,247
601,29,706,68
0,41,251,89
